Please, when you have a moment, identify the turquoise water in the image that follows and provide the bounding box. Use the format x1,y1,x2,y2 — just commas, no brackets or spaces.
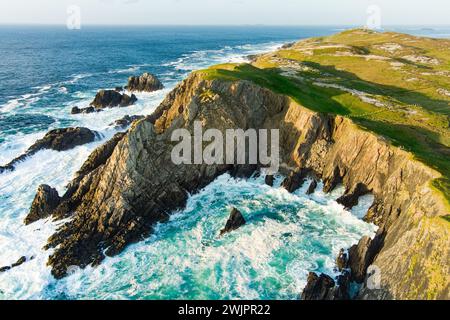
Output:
7,174,375,300
2,25,445,299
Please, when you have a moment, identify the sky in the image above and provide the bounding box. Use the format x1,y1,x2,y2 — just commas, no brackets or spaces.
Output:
0,0,449,26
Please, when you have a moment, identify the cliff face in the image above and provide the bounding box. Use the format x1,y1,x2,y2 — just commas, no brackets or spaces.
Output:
38,72,448,299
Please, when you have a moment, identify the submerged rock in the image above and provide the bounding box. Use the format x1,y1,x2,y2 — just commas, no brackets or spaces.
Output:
126,72,164,92
220,208,246,236
25,185,61,225
0,127,98,173
0,256,32,273
90,90,137,109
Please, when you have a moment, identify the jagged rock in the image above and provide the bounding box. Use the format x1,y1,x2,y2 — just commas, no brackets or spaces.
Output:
337,183,370,209
306,179,318,195
1,127,98,172
126,72,164,92
0,256,32,273
334,271,351,300
323,166,343,193
90,90,137,109
282,169,309,193
348,236,372,283
265,175,274,186
0,266,11,272
71,106,98,114
11,256,27,268
52,132,127,221
336,248,348,271
115,86,123,92
25,185,61,225
347,233,384,283
110,115,144,129
301,271,350,300
301,272,336,300
220,208,246,236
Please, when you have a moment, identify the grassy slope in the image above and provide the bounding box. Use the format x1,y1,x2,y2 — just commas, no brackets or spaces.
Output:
199,29,450,206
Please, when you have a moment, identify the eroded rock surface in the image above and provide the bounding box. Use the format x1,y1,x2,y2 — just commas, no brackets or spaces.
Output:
126,72,164,92
25,185,62,225
90,90,137,109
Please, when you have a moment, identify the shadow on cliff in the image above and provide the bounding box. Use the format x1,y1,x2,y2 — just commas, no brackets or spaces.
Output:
210,63,449,202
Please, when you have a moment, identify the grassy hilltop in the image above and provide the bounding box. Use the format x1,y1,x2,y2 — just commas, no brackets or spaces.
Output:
199,29,450,205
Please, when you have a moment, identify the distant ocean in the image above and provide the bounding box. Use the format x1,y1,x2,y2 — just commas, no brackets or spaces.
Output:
0,25,447,300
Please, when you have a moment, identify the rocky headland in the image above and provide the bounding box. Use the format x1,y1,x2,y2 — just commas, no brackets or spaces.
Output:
25,29,450,300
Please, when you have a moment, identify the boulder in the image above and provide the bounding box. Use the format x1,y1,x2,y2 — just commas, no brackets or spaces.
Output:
25,185,61,225
220,208,246,236
1,127,98,173
90,90,137,109
126,72,164,92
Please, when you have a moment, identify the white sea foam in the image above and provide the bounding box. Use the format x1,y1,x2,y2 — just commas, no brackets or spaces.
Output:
34,174,377,300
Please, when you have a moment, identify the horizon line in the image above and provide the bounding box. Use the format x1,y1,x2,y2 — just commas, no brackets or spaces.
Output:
1,23,450,28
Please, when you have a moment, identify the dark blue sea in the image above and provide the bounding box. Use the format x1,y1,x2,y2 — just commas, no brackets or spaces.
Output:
0,25,447,299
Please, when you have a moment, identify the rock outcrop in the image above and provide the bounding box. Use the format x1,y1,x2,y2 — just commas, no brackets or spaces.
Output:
0,127,98,173
90,90,137,109
25,185,62,225
126,72,164,92
281,169,309,193
220,208,246,236
0,256,33,273
71,106,98,115
306,179,318,195
300,272,350,300
301,273,336,300
110,115,145,129
29,72,448,299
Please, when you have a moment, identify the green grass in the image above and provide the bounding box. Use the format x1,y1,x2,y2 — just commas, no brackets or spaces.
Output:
200,40,450,204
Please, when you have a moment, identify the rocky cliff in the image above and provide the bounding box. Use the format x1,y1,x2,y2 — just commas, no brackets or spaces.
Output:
32,71,448,299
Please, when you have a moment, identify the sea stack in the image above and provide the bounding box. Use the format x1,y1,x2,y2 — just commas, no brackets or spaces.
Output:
126,72,164,92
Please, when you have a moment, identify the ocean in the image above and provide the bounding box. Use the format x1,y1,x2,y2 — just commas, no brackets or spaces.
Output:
0,25,448,300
